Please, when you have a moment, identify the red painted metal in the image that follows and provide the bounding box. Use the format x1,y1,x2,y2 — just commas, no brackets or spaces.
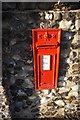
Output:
32,28,61,90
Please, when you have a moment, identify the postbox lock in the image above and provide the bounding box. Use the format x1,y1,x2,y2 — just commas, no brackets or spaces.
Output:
32,29,61,90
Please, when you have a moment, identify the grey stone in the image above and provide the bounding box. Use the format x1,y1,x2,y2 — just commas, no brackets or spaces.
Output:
10,17,27,33
7,67,15,74
17,90,27,96
73,32,80,41
0,112,2,119
22,65,33,71
59,69,66,76
9,75,16,86
46,92,55,97
51,22,59,28
64,32,74,40
11,41,29,55
72,70,80,74
54,12,62,21
72,64,79,71
67,76,72,81
27,59,33,64
60,42,69,49
60,49,70,58
59,19,72,30
15,60,25,68
68,91,78,98
58,76,67,81
76,12,80,19
53,108,64,116
27,16,35,24
24,88,33,96
73,52,77,58
40,97,50,104
26,99,32,106
73,76,79,82
9,39,17,46
75,19,80,30
14,101,24,112
65,58,73,64
31,108,39,113
40,22,45,28
29,96,37,100
22,78,34,88
45,12,53,20
51,89,57,95
12,54,21,61
58,87,70,94
60,62,70,70
3,57,16,67
15,79,24,86
71,85,78,91
28,23,38,29
16,70,27,77
10,86,19,96
70,25,75,30
11,47,21,55
62,12,69,20
71,43,79,49
73,58,80,63
58,81,66,87
41,90,51,95
65,103,73,109
39,12,45,20
66,80,76,88
54,100,65,107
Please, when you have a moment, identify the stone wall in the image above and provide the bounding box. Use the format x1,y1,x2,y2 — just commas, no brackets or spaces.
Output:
1,2,80,119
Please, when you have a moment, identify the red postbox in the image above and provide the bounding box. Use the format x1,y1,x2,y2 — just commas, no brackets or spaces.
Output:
32,28,61,90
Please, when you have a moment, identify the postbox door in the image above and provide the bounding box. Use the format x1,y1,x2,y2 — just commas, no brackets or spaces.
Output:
37,54,56,89
37,47,58,90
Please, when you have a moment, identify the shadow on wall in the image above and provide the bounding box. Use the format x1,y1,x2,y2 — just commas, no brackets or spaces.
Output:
58,30,75,87
2,8,41,119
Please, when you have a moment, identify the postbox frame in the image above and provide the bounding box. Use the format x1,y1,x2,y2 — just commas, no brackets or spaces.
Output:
32,28,61,90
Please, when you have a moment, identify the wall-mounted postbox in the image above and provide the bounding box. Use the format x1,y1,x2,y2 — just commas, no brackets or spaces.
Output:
32,29,61,90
